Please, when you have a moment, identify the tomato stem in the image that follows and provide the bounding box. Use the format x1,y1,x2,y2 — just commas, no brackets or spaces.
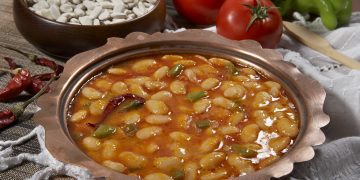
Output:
243,0,271,32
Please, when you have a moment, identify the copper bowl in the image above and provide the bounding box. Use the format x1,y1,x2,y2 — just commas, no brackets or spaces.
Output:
34,30,329,179
13,0,166,59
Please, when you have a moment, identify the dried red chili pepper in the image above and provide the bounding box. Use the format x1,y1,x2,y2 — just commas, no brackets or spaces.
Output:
26,78,49,95
34,58,64,76
98,94,145,125
0,76,56,129
4,57,18,69
31,73,55,81
0,45,64,76
0,109,16,129
0,68,32,102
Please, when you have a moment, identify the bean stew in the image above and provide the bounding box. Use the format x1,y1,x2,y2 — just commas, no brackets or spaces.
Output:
67,54,300,180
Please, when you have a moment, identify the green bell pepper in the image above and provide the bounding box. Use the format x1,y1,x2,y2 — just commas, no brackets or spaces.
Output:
272,0,352,30
92,124,117,138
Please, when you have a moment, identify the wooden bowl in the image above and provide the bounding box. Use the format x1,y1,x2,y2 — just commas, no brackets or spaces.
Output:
35,30,329,179
13,0,166,60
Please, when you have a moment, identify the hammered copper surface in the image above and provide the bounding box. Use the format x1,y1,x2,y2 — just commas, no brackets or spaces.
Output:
34,30,330,180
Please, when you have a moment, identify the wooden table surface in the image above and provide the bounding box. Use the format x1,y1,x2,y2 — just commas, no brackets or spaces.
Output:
0,0,359,179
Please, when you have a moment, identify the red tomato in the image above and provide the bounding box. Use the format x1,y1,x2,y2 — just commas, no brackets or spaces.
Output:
173,0,226,25
216,0,283,48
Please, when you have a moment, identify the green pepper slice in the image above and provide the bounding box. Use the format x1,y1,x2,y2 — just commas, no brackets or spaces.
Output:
171,170,185,180
92,124,117,138
231,144,258,158
122,123,138,137
118,99,144,112
196,120,211,129
186,91,207,102
168,64,184,77
225,62,240,76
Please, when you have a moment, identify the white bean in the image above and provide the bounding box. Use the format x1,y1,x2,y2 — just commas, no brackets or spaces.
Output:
145,100,169,115
102,160,126,172
121,112,141,124
136,126,162,140
201,78,220,90
223,85,245,99
218,126,240,135
145,115,172,124
151,91,173,101
153,66,169,80
227,154,254,174
199,152,226,170
70,110,87,122
125,76,152,85
82,136,101,151
184,162,198,180
129,84,149,98
200,169,228,180
81,87,102,99
209,57,231,66
144,81,166,91
170,80,187,94
153,156,182,171
169,131,191,141
212,97,236,109
132,59,156,73
146,143,159,153
111,81,128,95
174,60,196,67
240,124,260,143
89,100,106,115
193,99,211,114
102,139,119,159
229,111,245,126
107,67,127,75
118,151,147,169
199,137,222,153
184,69,199,83
161,55,183,61
144,173,172,180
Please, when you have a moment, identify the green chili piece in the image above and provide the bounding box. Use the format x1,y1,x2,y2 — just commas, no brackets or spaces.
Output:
122,123,137,137
186,91,207,102
225,62,240,76
231,144,258,158
168,64,184,77
118,99,143,112
92,124,117,138
196,120,211,129
171,170,185,180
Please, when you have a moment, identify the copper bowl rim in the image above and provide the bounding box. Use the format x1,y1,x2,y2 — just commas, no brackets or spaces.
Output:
20,0,163,27
34,29,330,180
